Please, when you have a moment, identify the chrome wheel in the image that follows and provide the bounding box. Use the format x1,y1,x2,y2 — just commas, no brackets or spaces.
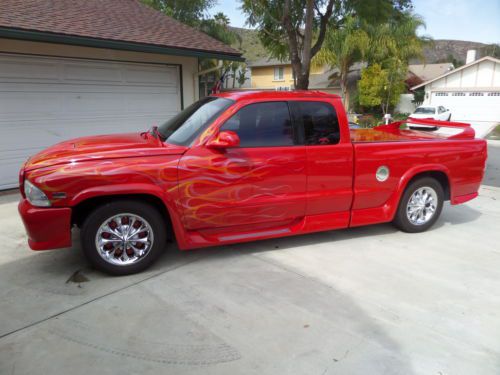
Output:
95,213,154,266
406,187,438,226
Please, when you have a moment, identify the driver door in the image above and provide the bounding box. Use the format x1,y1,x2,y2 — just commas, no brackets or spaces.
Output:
177,101,307,232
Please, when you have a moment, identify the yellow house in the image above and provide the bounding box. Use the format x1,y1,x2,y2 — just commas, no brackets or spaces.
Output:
249,58,339,94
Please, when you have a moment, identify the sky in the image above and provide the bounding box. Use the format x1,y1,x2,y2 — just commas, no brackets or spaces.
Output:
209,0,500,44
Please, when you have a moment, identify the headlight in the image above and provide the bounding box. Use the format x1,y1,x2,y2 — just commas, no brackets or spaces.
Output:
24,180,51,207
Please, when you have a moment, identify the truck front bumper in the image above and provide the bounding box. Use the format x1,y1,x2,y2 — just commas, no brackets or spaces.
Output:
18,199,72,250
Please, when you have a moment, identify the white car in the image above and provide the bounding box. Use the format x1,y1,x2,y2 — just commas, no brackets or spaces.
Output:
409,105,451,129
411,105,451,121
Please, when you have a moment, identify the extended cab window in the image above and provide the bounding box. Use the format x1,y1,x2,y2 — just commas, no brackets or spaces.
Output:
221,101,295,147
292,101,340,145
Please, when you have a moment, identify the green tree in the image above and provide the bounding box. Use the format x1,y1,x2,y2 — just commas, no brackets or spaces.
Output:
241,0,413,90
360,12,428,113
358,64,387,108
364,12,428,66
313,16,369,109
358,63,404,112
141,0,216,26
237,64,249,87
141,0,237,45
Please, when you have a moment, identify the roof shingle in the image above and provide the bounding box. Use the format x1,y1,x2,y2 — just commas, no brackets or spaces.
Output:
0,0,241,57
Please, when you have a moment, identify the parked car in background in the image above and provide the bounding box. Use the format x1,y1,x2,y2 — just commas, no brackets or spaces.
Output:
18,91,486,275
412,105,452,121
409,105,452,129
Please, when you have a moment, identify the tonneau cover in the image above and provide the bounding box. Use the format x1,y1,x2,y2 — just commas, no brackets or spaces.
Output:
350,117,475,143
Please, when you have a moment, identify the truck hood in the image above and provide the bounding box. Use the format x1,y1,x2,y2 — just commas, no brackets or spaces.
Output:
24,132,188,171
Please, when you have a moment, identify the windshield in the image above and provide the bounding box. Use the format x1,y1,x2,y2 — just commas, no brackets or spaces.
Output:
158,97,234,146
414,107,435,114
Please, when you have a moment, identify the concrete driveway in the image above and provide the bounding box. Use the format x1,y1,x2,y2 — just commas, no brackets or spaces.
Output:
1,184,499,375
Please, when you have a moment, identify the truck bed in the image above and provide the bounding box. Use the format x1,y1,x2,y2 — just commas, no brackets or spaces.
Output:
350,118,476,143
348,118,487,227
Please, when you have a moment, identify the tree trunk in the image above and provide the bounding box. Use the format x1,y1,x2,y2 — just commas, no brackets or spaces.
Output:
344,88,350,112
340,74,349,111
295,71,310,90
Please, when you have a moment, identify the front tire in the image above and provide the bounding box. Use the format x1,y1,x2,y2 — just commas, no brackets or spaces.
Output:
393,177,444,233
81,200,167,275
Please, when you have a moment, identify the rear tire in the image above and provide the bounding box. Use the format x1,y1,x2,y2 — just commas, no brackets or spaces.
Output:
81,200,167,275
393,177,444,233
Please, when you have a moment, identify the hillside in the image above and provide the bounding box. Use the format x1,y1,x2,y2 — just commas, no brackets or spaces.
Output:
230,27,269,63
416,40,489,65
230,27,496,65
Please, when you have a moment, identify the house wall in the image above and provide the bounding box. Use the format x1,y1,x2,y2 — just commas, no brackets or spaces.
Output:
424,59,500,95
250,64,324,89
0,38,199,107
419,58,500,137
395,94,416,114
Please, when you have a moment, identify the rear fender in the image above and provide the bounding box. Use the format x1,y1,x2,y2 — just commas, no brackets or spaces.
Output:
389,164,452,219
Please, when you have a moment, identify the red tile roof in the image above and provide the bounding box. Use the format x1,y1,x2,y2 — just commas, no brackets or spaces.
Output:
0,0,241,58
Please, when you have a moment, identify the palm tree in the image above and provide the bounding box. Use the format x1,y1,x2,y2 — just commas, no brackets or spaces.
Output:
364,13,430,113
313,16,369,110
365,13,429,66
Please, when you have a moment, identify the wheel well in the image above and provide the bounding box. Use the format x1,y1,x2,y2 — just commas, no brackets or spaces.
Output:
406,171,450,200
71,194,174,238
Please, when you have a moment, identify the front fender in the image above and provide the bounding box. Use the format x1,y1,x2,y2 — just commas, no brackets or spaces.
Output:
69,183,194,250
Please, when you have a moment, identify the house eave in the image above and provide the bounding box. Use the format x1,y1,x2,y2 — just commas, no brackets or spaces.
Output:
410,56,500,91
0,27,244,62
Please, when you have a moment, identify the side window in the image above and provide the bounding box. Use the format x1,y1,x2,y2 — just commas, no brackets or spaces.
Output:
274,67,284,81
220,101,295,147
293,101,340,145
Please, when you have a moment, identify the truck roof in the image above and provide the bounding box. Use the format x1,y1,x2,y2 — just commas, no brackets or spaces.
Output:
212,90,341,101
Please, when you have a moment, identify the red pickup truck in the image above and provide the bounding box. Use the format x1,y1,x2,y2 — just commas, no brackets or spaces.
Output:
18,91,487,275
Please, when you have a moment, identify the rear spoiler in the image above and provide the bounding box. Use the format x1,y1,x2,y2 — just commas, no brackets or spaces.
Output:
374,117,475,140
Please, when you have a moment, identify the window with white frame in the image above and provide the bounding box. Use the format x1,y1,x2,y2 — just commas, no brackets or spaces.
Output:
274,67,284,81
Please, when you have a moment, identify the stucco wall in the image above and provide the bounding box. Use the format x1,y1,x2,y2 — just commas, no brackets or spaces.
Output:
250,64,324,89
0,38,199,107
395,94,416,114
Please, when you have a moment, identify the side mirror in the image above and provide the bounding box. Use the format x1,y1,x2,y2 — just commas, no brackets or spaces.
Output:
206,130,240,149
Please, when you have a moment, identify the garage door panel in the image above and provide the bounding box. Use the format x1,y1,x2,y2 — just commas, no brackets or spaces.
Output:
125,66,178,85
0,58,59,82
0,53,181,189
0,92,63,116
63,63,123,82
431,91,500,123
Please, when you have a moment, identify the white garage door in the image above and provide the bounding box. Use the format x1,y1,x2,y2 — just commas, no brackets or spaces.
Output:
430,91,500,123
0,53,181,189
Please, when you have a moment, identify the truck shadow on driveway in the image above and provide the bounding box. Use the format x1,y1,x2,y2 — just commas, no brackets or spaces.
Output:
0,202,484,374
0,234,421,375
